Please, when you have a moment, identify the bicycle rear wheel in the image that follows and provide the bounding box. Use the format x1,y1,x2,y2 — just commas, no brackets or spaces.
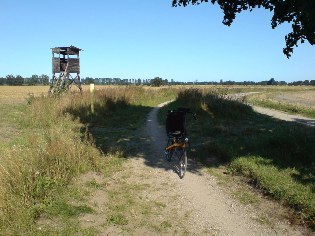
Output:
176,149,187,179
166,150,173,162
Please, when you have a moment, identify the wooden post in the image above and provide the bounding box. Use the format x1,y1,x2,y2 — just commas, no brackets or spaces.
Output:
90,84,95,114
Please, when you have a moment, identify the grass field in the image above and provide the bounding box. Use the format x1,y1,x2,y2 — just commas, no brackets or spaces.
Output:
0,85,178,235
244,88,315,118
0,85,314,234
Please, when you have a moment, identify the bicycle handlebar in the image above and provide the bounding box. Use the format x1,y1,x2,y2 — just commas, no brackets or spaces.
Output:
169,107,197,120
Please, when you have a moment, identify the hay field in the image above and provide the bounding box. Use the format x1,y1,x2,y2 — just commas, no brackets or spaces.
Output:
273,90,315,108
1,84,314,106
0,86,49,104
244,87,315,118
0,85,173,104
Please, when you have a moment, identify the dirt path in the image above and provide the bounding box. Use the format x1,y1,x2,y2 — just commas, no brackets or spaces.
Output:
229,92,315,127
252,105,315,127
128,102,310,235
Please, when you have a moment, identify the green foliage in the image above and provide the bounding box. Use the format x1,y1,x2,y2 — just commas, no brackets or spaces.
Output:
85,77,95,85
203,91,254,120
43,200,94,217
229,156,315,223
0,77,6,85
267,78,276,85
150,77,164,87
177,88,203,110
107,213,129,225
172,0,315,57
40,74,50,85
25,74,50,86
2,74,50,86
6,74,24,85
27,75,39,85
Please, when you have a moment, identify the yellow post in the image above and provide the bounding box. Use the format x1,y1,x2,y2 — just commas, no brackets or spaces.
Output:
90,84,95,114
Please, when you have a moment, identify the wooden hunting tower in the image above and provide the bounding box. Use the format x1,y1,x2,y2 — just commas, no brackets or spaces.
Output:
49,46,83,94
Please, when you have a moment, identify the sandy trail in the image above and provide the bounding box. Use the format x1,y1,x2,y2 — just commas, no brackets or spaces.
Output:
229,92,315,127
252,105,315,127
132,101,310,235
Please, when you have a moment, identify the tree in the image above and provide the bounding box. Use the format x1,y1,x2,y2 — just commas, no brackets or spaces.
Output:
85,77,95,85
267,78,276,85
172,0,315,58
6,75,24,86
0,77,6,85
40,74,50,85
150,77,163,87
279,81,287,85
28,74,39,85
15,75,24,85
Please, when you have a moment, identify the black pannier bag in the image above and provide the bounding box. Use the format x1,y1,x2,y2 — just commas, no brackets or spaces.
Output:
165,108,190,137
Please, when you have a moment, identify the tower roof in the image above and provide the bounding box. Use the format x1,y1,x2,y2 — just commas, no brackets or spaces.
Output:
51,45,82,55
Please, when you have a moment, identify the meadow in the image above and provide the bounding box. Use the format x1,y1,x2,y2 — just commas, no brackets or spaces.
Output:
0,84,314,234
0,85,177,234
244,89,315,118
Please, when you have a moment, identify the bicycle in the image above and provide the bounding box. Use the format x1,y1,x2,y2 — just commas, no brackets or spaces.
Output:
164,108,196,179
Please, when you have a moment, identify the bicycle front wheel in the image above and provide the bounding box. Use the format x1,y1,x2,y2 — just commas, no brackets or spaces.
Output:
177,149,187,179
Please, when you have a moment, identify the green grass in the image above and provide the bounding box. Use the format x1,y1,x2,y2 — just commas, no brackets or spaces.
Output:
232,188,260,205
0,98,109,235
229,156,314,214
42,199,94,217
159,88,315,228
0,103,26,148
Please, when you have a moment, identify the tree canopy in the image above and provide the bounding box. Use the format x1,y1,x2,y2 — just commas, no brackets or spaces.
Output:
150,77,164,87
172,0,315,58
6,75,24,86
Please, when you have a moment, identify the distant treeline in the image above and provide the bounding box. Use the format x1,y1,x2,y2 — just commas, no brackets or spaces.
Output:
81,77,315,86
0,75,314,86
0,75,50,86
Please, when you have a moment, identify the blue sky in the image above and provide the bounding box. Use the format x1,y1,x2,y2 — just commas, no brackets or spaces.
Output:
0,0,314,82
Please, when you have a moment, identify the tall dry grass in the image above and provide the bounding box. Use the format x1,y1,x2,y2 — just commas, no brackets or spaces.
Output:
0,97,103,234
0,86,178,234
